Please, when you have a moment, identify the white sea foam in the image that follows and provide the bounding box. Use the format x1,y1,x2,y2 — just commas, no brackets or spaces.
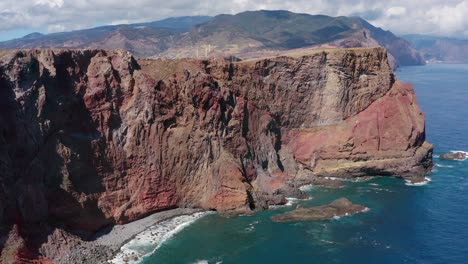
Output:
269,202,294,209
435,163,455,168
110,212,211,264
287,196,312,204
332,207,369,221
285,197,298,206
268,204,285,209
332,215,341,220
324,177,340,181
192,260,223,264
269,196,311,209
448,150,468,160
283,198,295,207
361,207,370,213
352,176,375,182
244,221,261,232
450,150,468,155
405,177,432,186
244,226,255,232
370,187,393,193
299,184,314,191
319,239,335,244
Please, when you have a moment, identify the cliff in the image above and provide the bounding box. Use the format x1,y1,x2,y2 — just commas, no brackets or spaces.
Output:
0,47,432,263
403,34,468,63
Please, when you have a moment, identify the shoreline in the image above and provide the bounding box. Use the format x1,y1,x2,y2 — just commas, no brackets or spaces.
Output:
109,211,211,263
56,208,204,264
55,175,432,264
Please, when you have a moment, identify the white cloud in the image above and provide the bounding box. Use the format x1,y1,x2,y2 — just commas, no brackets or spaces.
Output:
34,0,64,8
427,1,468,35
47,24,65,32
0,0,468,38
110,20,131,26
386,6,406,17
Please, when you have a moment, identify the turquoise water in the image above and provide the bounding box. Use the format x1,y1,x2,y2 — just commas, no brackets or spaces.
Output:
142,64,468,264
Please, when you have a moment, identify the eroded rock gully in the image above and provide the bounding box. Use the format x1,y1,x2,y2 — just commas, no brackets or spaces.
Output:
0,47,432,263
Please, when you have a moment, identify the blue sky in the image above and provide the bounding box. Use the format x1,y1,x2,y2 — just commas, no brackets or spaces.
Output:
0,29,37,41
1,0,467,41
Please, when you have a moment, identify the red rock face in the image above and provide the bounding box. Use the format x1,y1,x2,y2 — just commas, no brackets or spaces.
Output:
284,81,432,179
0,48,432,262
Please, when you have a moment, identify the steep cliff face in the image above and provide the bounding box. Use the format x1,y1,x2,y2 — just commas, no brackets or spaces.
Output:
0,47,432,263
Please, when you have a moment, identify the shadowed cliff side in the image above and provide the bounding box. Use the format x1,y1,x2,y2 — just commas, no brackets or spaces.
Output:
0,47,432,263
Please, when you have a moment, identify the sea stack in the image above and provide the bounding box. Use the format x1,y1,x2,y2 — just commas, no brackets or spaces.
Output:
0,47,432,263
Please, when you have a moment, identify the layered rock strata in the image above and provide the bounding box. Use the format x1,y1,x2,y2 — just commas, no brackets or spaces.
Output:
0,47,432,263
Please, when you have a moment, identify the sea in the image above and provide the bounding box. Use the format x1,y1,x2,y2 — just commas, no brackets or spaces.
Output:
120,64,468,264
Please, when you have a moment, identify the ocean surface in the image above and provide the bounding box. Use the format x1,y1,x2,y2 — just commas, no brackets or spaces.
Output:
137,64,468,264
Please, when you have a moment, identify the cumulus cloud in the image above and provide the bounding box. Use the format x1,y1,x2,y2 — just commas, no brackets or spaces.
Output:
34,0,65,8
47,24,66,33
0,0,467,39
426,1,468,35
385,6,406,17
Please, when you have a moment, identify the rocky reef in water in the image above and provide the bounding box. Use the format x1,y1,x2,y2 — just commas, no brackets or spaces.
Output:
0,47,432,263
439,152,467,161
271,198,367,222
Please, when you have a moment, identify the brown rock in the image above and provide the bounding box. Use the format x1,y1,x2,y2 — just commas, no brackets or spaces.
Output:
271,198,367,222
439,152,467,161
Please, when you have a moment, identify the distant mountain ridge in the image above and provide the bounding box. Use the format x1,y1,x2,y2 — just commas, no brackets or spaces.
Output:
0,16,212,57
0,10,423,67
403,34,468,63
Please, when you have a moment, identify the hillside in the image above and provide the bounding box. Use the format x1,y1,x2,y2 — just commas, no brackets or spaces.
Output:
0,16,212,57
403,34,468,63
159,11,424,67
0,10,423,67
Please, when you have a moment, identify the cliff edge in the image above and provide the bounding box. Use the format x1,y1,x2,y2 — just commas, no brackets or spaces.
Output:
0,47,432,263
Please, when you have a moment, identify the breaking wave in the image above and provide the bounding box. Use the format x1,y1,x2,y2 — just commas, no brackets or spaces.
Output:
449,150,468,160
435,163,455,168
110,212,211,264
405,177,432,186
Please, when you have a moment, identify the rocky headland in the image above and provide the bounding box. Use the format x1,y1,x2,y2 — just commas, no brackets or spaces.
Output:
0,47,432,263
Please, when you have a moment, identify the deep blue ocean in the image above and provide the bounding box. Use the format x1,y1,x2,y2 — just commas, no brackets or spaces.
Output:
142,64,468,264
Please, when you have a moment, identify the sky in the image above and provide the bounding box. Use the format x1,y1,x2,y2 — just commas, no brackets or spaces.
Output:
1,0,468,41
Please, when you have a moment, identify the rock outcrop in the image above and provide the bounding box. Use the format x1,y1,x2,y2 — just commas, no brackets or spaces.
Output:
439,152,467,161
271,198,367,222
0,47,432,263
